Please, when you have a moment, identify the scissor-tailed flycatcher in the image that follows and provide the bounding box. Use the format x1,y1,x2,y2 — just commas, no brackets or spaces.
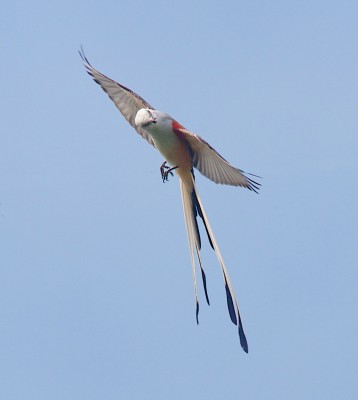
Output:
80,50,260,353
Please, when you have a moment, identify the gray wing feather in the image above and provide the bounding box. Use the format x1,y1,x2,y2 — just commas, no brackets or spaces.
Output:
175,127,260,191
79,49,156,147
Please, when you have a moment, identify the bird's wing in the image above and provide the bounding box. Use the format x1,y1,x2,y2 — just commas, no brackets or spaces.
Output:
79,49,156,147
172,122,260,192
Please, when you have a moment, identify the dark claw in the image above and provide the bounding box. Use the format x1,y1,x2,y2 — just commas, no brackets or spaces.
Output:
160,161,178,183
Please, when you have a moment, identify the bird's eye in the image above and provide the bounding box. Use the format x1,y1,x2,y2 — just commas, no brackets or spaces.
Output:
147,110,157,124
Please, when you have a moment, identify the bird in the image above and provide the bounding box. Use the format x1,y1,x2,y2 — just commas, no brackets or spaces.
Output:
79,49,260,353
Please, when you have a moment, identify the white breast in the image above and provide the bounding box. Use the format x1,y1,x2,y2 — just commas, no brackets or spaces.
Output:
142,111,182,163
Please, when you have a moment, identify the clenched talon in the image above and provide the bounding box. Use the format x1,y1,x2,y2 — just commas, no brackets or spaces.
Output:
160,161,178,182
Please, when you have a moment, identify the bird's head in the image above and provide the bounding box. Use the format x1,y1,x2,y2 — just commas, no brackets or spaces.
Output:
135,108,174,132
135,108,158,128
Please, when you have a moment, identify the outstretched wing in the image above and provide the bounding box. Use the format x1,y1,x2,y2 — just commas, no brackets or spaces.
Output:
79,49,156,147
172,123,260,192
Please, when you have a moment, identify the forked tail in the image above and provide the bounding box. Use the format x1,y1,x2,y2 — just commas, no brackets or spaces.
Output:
180,175,248,353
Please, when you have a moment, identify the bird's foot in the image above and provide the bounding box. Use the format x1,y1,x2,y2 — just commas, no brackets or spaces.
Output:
160,161,178,183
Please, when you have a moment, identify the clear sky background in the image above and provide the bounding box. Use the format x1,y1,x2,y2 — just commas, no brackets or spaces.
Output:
1,1,357,399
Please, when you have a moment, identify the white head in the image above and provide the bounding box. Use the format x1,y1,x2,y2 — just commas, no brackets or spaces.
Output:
135,108,172,130
135,108,157,128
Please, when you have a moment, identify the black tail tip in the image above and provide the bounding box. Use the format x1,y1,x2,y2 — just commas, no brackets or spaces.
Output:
239,325,249,353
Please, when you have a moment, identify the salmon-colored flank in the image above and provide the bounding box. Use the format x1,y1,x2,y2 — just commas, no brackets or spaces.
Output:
171,120,187,137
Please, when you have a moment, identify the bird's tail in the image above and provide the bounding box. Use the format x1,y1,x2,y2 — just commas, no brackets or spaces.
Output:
180,175,248,353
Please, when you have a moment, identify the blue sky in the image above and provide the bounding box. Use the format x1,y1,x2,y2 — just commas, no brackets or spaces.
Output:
1,0,357,399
